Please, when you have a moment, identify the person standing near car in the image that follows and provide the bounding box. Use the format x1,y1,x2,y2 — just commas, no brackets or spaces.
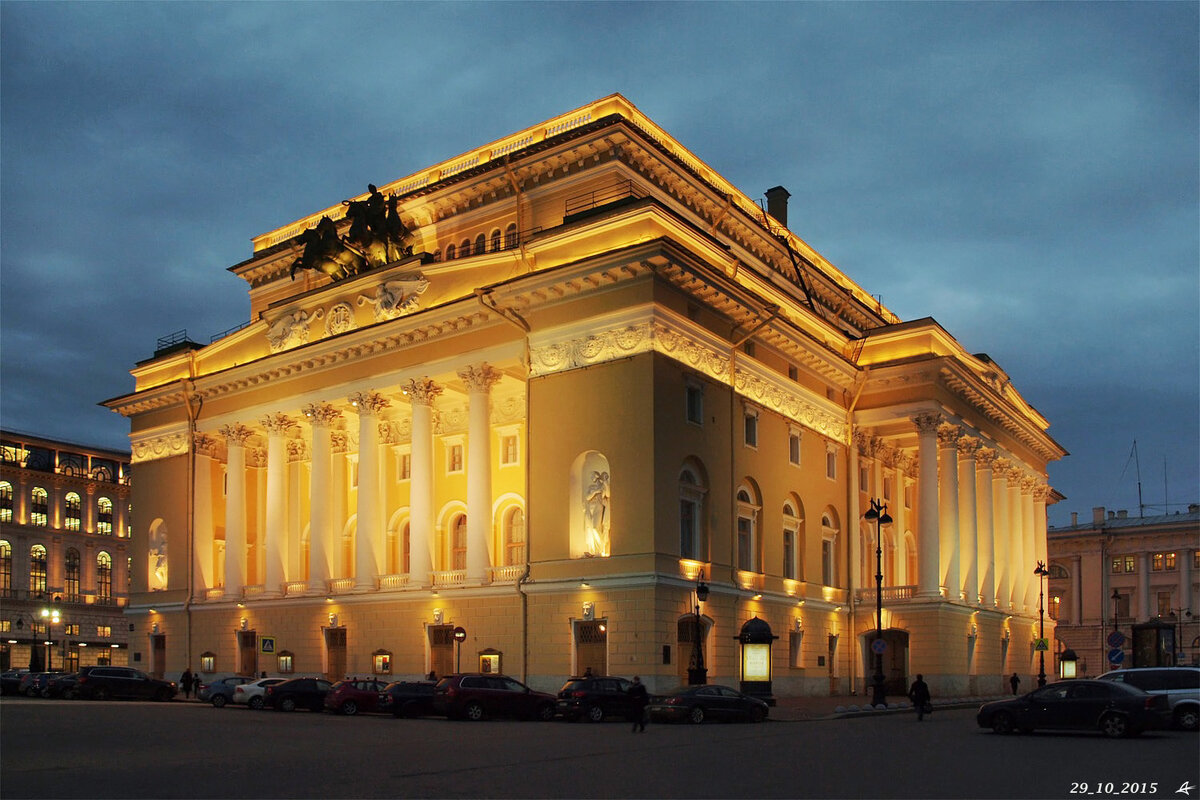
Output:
908,674,931,721
627,675,649,733
1009,673,1020,695
181,668,193,699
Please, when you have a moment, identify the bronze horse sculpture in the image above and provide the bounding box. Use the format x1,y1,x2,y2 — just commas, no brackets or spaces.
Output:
290,184,413,281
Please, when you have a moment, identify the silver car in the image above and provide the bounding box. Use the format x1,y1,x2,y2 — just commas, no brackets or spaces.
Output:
1098,666,1199,731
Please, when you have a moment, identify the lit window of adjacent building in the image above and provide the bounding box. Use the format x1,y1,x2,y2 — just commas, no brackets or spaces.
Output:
1049,595,1061,620
29,544,47,594
504,223,518,249
1165,552,1176,570
64,492,82,531
1194,551,1200,570
30,487,48,526
97,552,112,600
200,652,216,673
96,626,111,638
504,507,526,566
0,482,12,523
490,228,502,252
1124,555,1135,573
277,651,295,674
64,623,79,637
1157,592,1172,618
373,650,392,675
1153,553,1164,570
65,549,80,599
97,497,113,535
0,540,10,591
1111,557,1122,574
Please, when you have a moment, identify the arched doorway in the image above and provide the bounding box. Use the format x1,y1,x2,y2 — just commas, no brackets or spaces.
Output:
860,628,909,695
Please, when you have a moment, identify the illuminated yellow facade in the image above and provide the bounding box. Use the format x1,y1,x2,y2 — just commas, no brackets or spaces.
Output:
105,95,1064,696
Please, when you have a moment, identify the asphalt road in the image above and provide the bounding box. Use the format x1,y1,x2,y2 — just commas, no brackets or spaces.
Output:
1,698,1197,799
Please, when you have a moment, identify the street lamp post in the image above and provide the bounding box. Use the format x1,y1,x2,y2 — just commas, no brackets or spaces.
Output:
1034,562,1049,687
864,499,892,708
687,569,709,685
1111,589,1121,634
1167,608,1192,666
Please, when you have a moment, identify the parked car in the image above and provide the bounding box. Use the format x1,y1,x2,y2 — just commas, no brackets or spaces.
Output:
1097,666,1199,731
44,672,80,699
647,684,769,724
265,677,333,712
378,681,437,718
432,674,556,721
76,666,177,701
232,677,287,709
977,679,1170,738
18,671,63,698
323,678,389,715
197,676,255,708
1,669,30,695
556,675,636,722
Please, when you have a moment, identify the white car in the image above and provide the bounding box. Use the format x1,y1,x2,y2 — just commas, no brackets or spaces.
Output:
232,678,287,709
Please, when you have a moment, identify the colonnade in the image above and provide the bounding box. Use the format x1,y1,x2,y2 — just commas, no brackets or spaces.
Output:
194,363,508,599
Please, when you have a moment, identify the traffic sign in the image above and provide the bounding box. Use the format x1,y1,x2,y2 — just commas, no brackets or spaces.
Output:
1106,631,1125,648
260,636,276,654
1034,638,1049,652
871,639,887,654
1108,648,1125,665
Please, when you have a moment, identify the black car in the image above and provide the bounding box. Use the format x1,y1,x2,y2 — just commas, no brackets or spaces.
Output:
18,671,63,697
44,672,80,698
379,681,436,718
432,674,557,721
647,685,769,724
264,677,333,712
76,666,177,701
556,676,636,722
0,669,30,695
977,679,1170,738
197,675,255,708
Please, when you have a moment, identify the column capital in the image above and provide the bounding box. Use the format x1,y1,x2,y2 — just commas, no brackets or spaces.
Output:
218,423,254,447
1032,483,1053,503
957,436,981,459
912,412,942,434
350,391,391,416
936,422,962,448
458,363,502,394
194,433,222,459
260,413,296,435
303,402,343,427
993,457,1012,476
976,446,998,468
1020,476,1038,494
403,378,443,406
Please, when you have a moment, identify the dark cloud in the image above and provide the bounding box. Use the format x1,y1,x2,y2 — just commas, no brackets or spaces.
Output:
2,1,1195,525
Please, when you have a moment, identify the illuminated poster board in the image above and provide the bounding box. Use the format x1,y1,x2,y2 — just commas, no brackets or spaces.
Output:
741,643,770,681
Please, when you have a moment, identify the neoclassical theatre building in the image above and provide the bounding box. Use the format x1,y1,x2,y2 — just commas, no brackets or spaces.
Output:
104,95,1064,697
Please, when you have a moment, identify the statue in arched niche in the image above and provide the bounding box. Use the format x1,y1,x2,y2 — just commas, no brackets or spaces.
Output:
583,470,611,557
148,520,168,590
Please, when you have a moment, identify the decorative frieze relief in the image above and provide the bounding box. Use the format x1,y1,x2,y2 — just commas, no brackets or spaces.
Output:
325,303,356,337
286,438,310,463
193,433,223,460
380,418,412,445
435,404,467,436
357,274,429,321
490,393,525,425
267,309,314,353
130,424,191,464
245,447,267,468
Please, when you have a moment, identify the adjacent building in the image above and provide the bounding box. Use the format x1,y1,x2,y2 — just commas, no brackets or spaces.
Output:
103,94,1065,697
1,431,132,672
1047,505,1199,675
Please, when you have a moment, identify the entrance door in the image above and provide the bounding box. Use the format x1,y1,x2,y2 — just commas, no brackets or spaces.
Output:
324,627,346,681
861,629,909,695
428,625,454,678
237,631,258,676
150,633,166,679
575,620,608,677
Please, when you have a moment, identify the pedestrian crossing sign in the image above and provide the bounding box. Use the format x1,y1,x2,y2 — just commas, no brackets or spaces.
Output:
260,636,276,654
1034,638,1049,651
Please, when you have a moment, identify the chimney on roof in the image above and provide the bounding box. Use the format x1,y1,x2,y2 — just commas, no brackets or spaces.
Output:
1093,507,1106,524
1190,504,1199,514
765,186,791,228
1117,509,1128,519
1071,512,1078,526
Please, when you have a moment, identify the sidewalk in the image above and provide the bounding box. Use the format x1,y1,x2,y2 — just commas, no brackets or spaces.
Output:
770,693,1005,721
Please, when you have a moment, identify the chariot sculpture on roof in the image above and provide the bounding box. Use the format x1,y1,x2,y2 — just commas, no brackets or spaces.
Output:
290,184,414,281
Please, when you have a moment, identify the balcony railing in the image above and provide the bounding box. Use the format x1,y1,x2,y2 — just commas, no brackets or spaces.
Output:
854,585,917,603
328,578,355,595
489,565,524,584
378,574,410,591
564,179,646,218
431,570,467,588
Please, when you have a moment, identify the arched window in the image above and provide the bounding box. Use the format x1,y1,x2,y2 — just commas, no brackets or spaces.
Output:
904,532,917,586
30,544,47,594
782,502,802,581
97,552,112,600
30,487,48,526
460,238,472,257
490,228,502,252
65,548,81,598
504,223,518,249
97,497,114,535
474,233,486,256
504,507,526,565
1048,563,1069,579
445,243,456,260
735,483,760,572
64,492,82,531
0,482,12,523
0,540,11,590
679,465,707,560
451,515,467,570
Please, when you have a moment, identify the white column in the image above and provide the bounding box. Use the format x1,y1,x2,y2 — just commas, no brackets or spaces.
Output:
405,378,442,586
286,439,307,585
849,431,865,590
893,458,908,585
958,436,980,603
1008,469,1025,610
1022,477,1039,613
937,422,961,598
993,458,1012,610
913,413,941,597
975,447,996,607
304,403,341,593
351,392,390,591
220,424,253,598
260,413,293,598
459,364,501,584
193,434,216,595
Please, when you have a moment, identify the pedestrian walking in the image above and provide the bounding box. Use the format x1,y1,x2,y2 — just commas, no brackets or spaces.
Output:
1009,673,1021,695
627,675,649,733
907,674,931,721
180,667,193,699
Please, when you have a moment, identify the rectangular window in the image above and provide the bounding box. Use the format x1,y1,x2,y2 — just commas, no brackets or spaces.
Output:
742,341,756,357
904,483,913,509
822,540,834,586
500,435,519,466
787,365,799,382
1049,596,1060,620
1165,552,1176,570
826,450,837,480
447,444,463,473
1153,553,1164,571
64,623,79,636
737,517,753,572
859,465,869,492
201,654,216,673
278,653,294,674
883,476,893,501
0,621,9,633
1111,557,1122,574
96,626,111,638
399,452,411,480
789,433,801,466
680,499,697,560
783,530,795,580
1114,593,1130,619
1124,555,1135,573
373,652,392,674
686,384,704,425
744,413,758,448
1157,592,1172,618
